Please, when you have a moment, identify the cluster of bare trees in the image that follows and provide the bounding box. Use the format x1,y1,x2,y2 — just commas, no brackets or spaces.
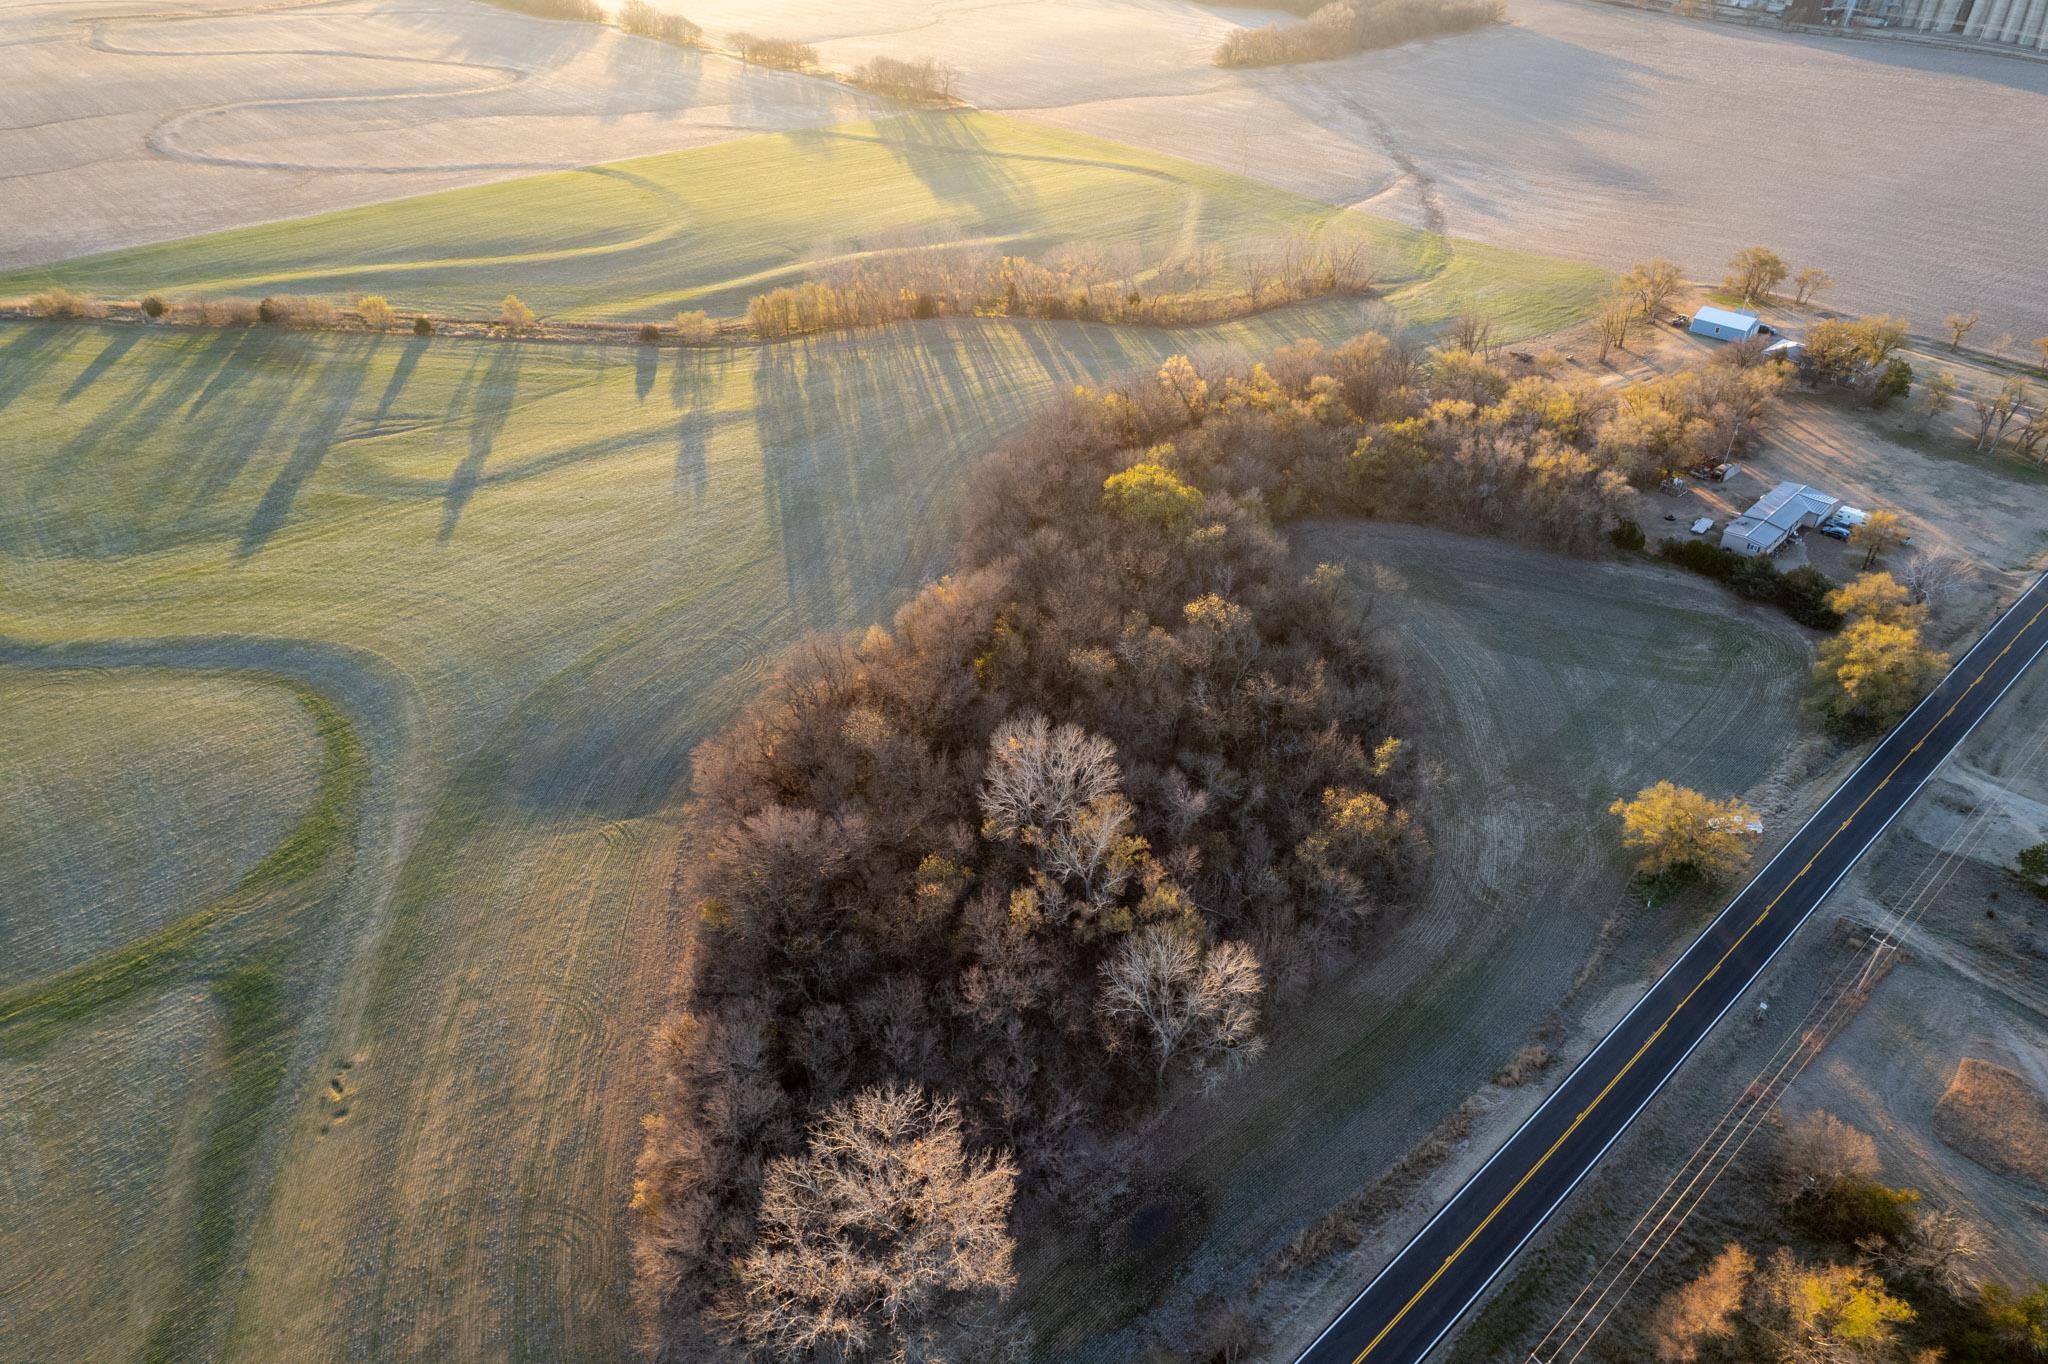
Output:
631,331,1803,1360
730,32,817,69
1968,374,2046,462
849,55,959,103
633,337,1461,1361
618,1,700,46
1213,0,1503,67
745,233,1376,339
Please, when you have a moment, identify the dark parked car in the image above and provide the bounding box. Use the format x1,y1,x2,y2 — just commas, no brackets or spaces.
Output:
1821,522,1852,540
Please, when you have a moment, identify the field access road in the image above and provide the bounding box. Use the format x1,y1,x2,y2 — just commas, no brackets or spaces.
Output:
1298,570,2048,1364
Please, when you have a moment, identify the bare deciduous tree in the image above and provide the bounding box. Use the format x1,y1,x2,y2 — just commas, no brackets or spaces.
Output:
1944,310,1981,350
1724,245,1788,305
1918,368,1960,428
1776,1109,1879,1204
722,1085,1017,1363
979,713,1119,840
1449,310,1495,356
1100,928,1265,1086
1650,1241,1755,1363
1621,257,1686,319
1864,1205,1979,1296
1791,266,1832,307
1894,553,1965,607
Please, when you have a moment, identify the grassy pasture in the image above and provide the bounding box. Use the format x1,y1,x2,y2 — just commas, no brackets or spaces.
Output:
0,113,1606,1362
0,112,1605,333
0,299,1419,1363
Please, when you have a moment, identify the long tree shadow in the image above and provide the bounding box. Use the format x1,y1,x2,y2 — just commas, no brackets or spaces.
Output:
753,338,869,630
635,343,656,401
0,324,74,415
239,336,380,559
869,110,1038,218
58,329,142,404
183,327,275,420
368,334,429,431
670,345,722,502
439,341,525,542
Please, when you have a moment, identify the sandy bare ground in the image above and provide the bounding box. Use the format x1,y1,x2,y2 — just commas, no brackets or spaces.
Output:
0,0,878,269
676,0,2048,342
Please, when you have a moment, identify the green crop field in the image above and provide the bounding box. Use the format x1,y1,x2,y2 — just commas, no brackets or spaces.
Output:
0,112,1605,332
0,113,1607,1364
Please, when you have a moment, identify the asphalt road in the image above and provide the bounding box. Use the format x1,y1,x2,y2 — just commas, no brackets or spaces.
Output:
1297,570,2048,1364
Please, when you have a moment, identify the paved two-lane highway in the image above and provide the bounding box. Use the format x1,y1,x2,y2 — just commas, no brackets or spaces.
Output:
1299,570,2048,1364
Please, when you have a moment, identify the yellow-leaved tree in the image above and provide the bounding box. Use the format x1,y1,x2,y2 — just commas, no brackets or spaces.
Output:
1814,619,1946,735
1610,781,1760,882
1102,454,1203,530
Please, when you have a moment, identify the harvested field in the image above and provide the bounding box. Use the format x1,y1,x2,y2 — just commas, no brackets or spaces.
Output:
0,0,878,270
679,0,2048,341
1935,1057,2048,1190
1012,523,1815,1359
0,110,1606,332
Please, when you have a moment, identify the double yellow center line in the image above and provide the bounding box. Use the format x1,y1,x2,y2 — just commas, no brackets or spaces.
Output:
1349,587,2048,1364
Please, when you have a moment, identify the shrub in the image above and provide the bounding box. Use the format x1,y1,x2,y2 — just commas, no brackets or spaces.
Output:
617,0,700,44
1872,357,1913,407
412,315,433,337
1778,566,1843,630
27,286,104,319
356,294,394,328
1792,1177,1921,1247
501,294,536,333
637,322,662,344
1657,540,1844,631
1659,536,1741,582
1609,518,1647,552
730,31,817,69
176,296,261,327
258,294,336,328
2015,842,2048,897
672,309,715,343
140,293,168,320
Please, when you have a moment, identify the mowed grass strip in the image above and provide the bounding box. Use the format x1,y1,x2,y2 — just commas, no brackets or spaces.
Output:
0,111,1605,331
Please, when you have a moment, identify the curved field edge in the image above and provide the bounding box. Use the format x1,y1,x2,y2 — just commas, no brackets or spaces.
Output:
0,670,324,987
0,111,1609,335
0,677,365,1048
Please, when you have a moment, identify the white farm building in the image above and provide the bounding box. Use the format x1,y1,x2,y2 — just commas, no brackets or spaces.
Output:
1721,481,1840,557
1691,306,1764,343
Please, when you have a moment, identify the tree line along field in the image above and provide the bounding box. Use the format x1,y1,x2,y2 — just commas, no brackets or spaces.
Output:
0,111,1605,335
0,210,1587,1363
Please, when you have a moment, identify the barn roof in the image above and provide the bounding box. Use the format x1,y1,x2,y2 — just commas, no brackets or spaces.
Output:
1693,305,1761,332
